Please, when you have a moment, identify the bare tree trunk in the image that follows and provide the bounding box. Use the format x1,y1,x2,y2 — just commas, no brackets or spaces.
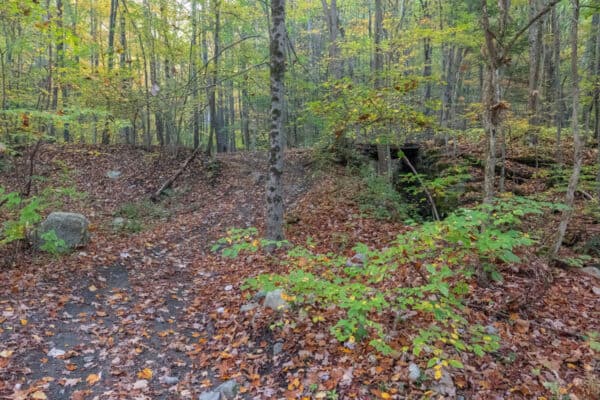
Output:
107,0,118,71
190,0,200,149
321,0,343,80
374,0,390,177
266,0,286,241
207,0,221,156
421,0,432,117
551,7,563,164
553,0,582,257
527,0,543,148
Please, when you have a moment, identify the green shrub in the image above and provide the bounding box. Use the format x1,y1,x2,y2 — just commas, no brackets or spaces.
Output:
0,187,65,255
356,165,416,222
215,196,562,375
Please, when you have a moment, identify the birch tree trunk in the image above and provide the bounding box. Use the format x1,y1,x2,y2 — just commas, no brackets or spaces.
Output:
553,0,582,257
266,0,286,241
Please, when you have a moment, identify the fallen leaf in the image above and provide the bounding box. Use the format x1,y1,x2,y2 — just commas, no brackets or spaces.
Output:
20,319,27,326
86,373,100,385
137,368,153,380
31,391,47,400
133,379,148,390
0,350,13,358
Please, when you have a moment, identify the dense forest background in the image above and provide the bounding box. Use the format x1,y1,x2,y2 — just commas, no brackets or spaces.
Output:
0,0,597,153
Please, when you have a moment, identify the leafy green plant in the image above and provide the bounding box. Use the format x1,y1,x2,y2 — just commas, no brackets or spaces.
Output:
356,165,415,222
211,227,288,258
397,165,471,219
1,187,43,246
225,197,559,374
114,200,169,233
0,187,65,255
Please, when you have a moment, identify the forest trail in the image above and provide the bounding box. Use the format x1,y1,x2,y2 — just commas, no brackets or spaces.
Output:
0,146,319,399
1,145,599,400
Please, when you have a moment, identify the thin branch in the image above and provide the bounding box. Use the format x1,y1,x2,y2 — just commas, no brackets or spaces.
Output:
505,0,563,55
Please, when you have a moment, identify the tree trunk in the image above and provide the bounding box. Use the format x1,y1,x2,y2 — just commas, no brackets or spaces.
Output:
527,0,543,130
190,0,200,149
421,0,432,117
553,0,582,257
551,7,563,164
266,0,286,241
321,0,343,80
107,0,118,71
374,0,390,177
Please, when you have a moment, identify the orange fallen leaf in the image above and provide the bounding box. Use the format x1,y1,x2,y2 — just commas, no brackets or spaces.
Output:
20,319,27,326
30,391,47,400
137,368,153,380
86,373,100,385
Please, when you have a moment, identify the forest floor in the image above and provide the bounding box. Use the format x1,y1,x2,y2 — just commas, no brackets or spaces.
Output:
0,144,599,400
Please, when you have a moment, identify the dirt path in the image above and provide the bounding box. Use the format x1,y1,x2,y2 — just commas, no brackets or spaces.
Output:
0,147,315,399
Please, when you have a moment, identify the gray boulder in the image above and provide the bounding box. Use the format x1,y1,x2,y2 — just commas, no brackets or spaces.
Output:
264,289,289,311
33,212,89,252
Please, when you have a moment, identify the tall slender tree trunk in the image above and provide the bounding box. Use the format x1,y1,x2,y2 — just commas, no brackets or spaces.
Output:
56,0,70,142
321,0,343,80
374,0,390,177
421,0,432,117
553,0,582,257
107,0,118,71
551,7,563,164
207,0,221,156
266,0,286,241
190,0,200,149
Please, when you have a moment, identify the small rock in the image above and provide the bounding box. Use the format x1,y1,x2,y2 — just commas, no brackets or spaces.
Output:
224,285,233,291
263,289,289,311
106,170,122,179
240,303,258,312
216,379,239,399
592,286,600,296
345,253,367,268
133,379,148,390
216,307,225,314
112,217,126,230
198,392,220,400
273,342,284,356
581,266,600,279
485,324,499,335
159,376,179,385
47,348,66,358
408,363,421,382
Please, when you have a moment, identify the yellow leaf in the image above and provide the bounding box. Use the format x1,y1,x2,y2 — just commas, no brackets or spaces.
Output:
137,368,153,380
88,285,97,292
0,350,13,358
380,393,391,399
434,366,443,380
20,319,28,326
86,373,100,385
31,391,47,400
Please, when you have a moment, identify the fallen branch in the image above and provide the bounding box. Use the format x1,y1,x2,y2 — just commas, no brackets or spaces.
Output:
401,155,440,221
150,146,203,202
